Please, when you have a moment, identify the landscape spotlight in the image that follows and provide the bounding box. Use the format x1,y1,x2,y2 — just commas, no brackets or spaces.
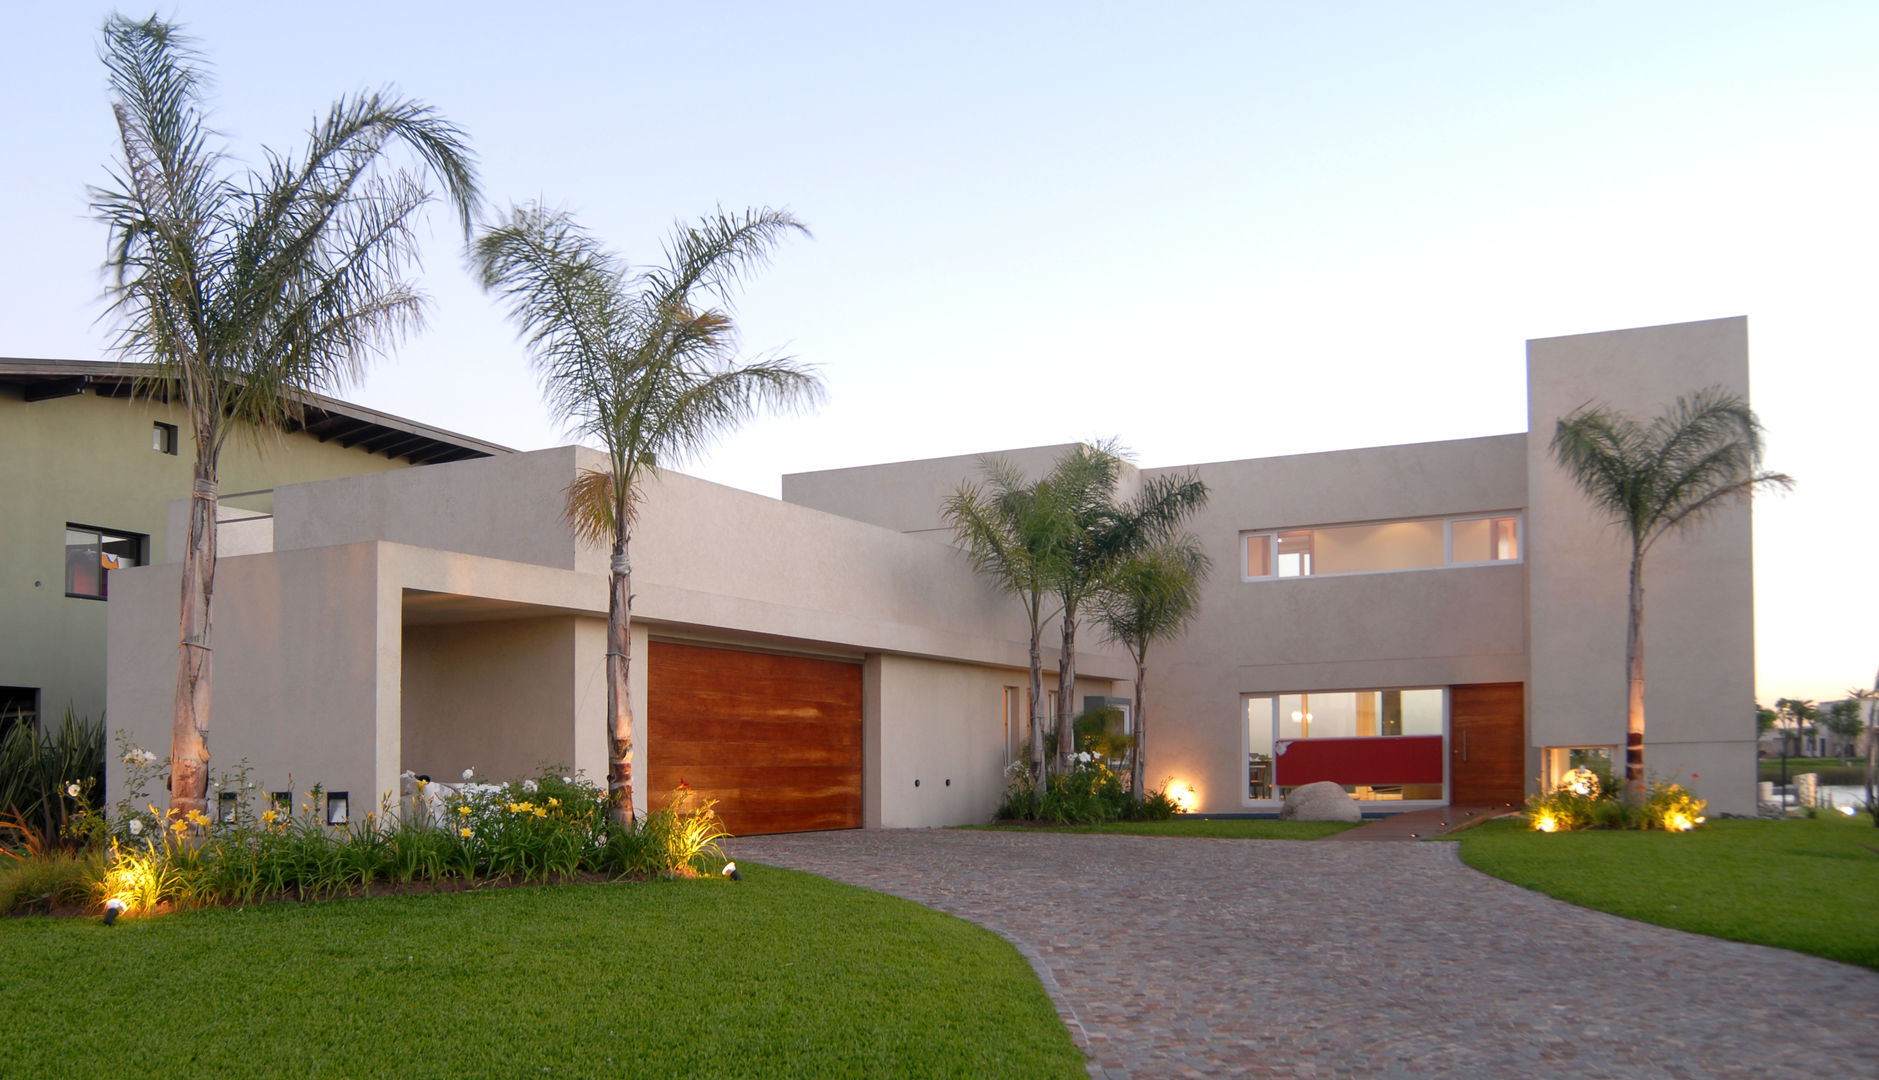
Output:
103,898,126,926
721,861,743,882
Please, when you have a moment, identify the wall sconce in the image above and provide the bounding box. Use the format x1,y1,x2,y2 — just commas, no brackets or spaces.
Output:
326,791,349,826
216,791,237,824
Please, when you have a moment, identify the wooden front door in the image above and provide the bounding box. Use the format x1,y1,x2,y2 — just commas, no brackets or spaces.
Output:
647,640,863,835
1449,682,1526,806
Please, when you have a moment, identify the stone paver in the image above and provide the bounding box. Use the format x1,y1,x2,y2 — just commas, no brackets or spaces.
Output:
728,829,1879,1079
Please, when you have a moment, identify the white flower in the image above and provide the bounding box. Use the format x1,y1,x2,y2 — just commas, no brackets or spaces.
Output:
66,783,81,798
561,776,572,784
461,768,475,781
128,819,144,836
522,780,538,794
140,750,158,765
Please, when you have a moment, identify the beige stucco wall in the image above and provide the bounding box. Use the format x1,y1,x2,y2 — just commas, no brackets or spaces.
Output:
106,543,389,813
110,448,1131,825
782,442,1141,539
402,617,586,784
1,385,417,727
1138,435,1531,813
1526,317,1757,815
866,654,1116,828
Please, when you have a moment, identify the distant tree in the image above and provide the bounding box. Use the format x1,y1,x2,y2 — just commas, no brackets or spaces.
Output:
1775,697,1819,758
1094,533,1211,797
473,204,820,825
943,461,1066,782
1823,700,1863,760
94,15,479,818
1756,704,1779,739
1549,388,1792,805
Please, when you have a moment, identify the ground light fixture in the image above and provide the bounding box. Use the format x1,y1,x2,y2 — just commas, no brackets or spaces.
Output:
102,898,126,926
721,861,743,882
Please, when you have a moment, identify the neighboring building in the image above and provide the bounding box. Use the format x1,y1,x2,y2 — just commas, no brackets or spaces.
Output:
1,358,510,732
103,316,1765,826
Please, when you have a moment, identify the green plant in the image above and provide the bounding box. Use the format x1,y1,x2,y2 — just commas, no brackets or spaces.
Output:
1525,771,1704,832
1,848,106,914
1549,389,1791,804
0,706,104,853
474,204,820,826
95,14,479,821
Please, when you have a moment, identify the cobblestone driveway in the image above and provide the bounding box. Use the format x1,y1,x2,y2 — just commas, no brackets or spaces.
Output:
728,830,1879,1079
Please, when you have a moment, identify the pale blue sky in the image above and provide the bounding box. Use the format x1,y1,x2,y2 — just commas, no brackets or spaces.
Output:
3,2,1874,702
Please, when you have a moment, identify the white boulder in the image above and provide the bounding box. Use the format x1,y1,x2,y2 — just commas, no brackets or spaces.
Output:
1280,781,1362,823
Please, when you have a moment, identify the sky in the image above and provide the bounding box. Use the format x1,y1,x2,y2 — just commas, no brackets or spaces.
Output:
3,2,1874,704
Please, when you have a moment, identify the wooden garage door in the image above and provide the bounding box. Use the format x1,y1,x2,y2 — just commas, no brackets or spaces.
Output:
1448,682,1526,807
647,641,862,835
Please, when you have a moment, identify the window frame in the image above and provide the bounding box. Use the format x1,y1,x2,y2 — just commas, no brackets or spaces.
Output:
1242,686,1451,807
64,523,146,601
1241,511,1523,581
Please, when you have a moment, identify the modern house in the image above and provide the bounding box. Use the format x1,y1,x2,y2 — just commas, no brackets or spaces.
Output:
101,316,1763,826
0,358,510,733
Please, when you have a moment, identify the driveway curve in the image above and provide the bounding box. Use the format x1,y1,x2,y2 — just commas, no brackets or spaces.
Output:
728,830,1879,1079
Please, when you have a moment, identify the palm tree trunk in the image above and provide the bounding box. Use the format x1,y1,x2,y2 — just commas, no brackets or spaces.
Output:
1623,549,1646,807
607,531,636,827
1056,609,1077,776
1129,655,1147,797
1027,621,1046,783
170,458,217,820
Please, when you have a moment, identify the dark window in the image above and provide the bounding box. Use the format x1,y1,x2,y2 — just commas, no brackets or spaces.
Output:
65,525,144,600
152,422,178,455
0,687,38,736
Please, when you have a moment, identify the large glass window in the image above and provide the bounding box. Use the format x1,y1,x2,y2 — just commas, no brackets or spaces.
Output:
1242,513,1522,579
1245,688,1445,803
65,525,142,600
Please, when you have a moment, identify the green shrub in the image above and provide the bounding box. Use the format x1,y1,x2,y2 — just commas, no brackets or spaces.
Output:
10,768,733,918
0,848,105,913
0,707,104,853
1524,769,1705,832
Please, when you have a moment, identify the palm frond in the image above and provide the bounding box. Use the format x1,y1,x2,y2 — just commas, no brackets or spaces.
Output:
1553,387,1791,551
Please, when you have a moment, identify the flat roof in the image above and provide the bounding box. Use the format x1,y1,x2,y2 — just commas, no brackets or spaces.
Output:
0,357,512,466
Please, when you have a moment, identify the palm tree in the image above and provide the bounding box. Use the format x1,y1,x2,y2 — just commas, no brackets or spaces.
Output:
93,15,480,819
1041,445,1208,776
1094,533,1210,796
1549,388,1792,805
942,460,1066,782
473,203,821,825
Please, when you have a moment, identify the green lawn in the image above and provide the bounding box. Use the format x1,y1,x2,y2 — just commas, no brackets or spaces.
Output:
1457,815,1879,969
0,864,1084,1080
971,818,1359,839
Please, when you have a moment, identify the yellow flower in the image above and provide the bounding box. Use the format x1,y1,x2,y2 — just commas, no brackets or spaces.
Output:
532,806,547,818
457,805,471,817
547,797,560,808
459,827,473,838
262,809,278,824
170,820,188,834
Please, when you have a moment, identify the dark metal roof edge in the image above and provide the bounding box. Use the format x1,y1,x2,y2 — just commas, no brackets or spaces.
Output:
0,357,515,460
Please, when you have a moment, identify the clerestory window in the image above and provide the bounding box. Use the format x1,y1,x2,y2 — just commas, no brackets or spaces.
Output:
1242,514,1520,580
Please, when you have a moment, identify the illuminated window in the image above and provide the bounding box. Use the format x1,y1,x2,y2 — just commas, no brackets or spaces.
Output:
65,525,144,600
1451,515,1520,563
1241,513,1522,579
1245,688,1446,803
